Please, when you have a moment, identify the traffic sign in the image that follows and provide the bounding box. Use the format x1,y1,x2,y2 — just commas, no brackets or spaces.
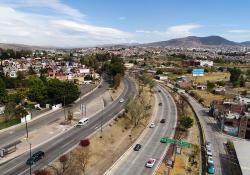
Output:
160,138,192,148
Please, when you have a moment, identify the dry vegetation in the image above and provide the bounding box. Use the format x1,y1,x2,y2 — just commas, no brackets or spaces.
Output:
44,82,155,175
156,86,200,175
185,72,230,83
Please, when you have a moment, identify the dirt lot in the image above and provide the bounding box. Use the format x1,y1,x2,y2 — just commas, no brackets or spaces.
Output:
185,72,230,83
46,85,155,175
190,90,225,107
155,87,200,175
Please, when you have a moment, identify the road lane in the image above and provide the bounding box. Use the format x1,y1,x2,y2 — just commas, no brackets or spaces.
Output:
0,77,136,175
107,84,177,175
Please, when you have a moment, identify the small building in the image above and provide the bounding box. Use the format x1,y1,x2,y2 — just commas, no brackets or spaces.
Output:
155,75,168,81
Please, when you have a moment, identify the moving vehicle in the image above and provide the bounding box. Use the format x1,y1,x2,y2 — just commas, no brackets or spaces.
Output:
160,119,166,123
158,102,162,106
26,151,45,165
76,118,89,127
145,158,156,168
133,144,142,151
119,98,124,103
207,163,215,174
206,149,213,156
207,156,214,164
149,122,155,128
206,141,212,150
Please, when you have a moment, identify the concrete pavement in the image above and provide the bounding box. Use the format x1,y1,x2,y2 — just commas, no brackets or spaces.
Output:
0,76,136,175
106,84,177,175
0,80,107,149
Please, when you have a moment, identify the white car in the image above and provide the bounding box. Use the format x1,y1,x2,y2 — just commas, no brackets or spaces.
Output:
207,156,214,164
206,141,212,150
119,98,124,103
206,149,213,156
145,158,156,168
149,122,155,128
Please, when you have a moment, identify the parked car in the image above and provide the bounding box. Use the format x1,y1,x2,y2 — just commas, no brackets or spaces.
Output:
158,90,161,93
134,144,142,151
145,158,156,168
119,98,125,103
26,151,45,165
207,163,215,174
160,119,166,123
207,156,214,164
206,149,213,156
149,122,155,128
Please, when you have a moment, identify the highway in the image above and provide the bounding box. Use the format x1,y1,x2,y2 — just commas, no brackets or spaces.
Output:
0,77,136,175
107,84,177,175
180,89,231,175
0,80,108,148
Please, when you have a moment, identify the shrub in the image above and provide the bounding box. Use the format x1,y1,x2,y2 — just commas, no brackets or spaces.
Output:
79,139,90,147
33,170,51,175
59,155,68,163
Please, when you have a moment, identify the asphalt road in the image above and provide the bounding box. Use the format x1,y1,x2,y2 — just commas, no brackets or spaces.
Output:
0,80,108,148
107,84,177,175
0,77,136,175
180,89,231,175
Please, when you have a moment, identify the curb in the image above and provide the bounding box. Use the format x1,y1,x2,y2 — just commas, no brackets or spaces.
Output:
152,84,178,175
104,86,158,175
0,79,103,134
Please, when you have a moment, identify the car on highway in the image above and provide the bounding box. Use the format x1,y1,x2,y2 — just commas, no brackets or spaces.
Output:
119,98,125,103
160,119,166,123
206,141,212,150
26,151,45,165
158,102,162,106
145,158,156,168
206,149,213,156
149,122,155,128
158,90,161,93
133,144,142,151
207,163,215,174
207,156,214,164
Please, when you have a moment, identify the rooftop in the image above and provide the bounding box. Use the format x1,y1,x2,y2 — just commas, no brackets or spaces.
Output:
234,140,250,175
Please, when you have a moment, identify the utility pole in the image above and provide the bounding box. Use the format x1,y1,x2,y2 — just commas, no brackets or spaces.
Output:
28,142,32,175
63,96,66,121
25,115,29,138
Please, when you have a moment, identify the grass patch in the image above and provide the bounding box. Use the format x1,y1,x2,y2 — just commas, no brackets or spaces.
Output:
0,118,21,130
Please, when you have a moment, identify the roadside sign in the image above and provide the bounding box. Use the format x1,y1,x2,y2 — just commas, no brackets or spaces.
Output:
192,68,204,77
160,138,192,148
176,146,182,154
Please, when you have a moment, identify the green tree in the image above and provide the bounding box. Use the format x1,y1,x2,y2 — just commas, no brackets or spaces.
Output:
155,69,163,75
180,116,194,130
113,74,121,89
3,102,16,122
14,105,28,119
246,69,250,80
228,67,241,87
0,78,7,104
207,81,216,91
28,76,48,105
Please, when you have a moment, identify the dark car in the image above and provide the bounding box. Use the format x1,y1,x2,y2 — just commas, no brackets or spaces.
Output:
26,151,45,165
160,119,166,123
134,144,142,151
158,90,161,93
158,102,162,106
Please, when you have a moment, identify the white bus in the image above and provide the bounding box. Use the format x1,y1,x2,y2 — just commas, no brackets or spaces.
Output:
76,118,89,127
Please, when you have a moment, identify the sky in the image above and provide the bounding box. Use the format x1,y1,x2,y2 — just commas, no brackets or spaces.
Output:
0,0,250,47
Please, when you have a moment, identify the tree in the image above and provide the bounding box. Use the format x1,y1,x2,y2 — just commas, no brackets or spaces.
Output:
246,69,250,80
179,116,193,130
216,80,225,86
28,76,48,105
0,78,7,104
67,110,74,122
3,102,16,122
33,170,51,175
155,69,163,75
14,105,28,119
113,74,121,89
228,67,241,87
73,147,90,175
207,81,215,91
239,75,246,87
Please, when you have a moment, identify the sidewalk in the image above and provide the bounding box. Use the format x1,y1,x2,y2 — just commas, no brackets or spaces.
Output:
0,87,105,165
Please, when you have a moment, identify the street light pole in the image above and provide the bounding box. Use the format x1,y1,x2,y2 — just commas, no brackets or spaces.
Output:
25,115,29,138
63,96,66,121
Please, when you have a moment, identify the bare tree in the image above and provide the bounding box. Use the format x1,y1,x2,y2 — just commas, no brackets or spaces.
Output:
72,147,91,175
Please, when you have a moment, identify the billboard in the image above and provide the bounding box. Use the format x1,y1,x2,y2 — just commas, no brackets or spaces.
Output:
192,68,204,77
